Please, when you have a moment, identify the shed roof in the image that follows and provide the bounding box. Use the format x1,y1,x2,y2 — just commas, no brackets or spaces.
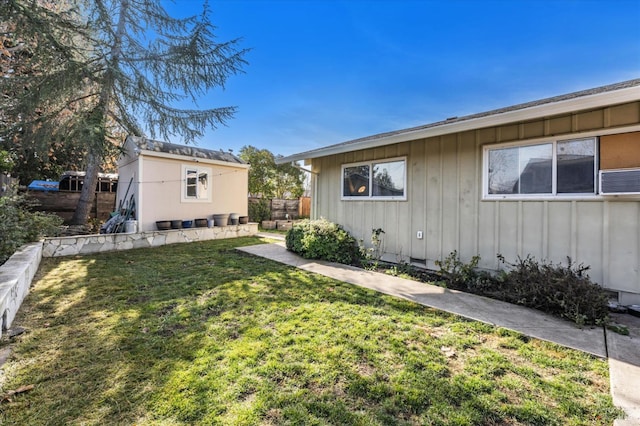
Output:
276,78,640,164
127,136,245,164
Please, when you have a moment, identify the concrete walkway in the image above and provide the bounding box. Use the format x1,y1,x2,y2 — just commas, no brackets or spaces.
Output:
241,237,640,425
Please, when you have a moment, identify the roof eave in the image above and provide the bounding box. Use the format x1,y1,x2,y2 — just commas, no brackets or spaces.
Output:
138,149,250,169
276,84,640,164
124,135,248,167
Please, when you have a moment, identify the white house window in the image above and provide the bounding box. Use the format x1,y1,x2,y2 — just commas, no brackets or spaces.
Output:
182,165,211,202
485,137,596,197
342,158,406,200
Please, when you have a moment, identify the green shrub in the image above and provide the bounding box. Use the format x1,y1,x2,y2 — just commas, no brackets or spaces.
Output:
435,251,609,326
436,250,477,287
286,218,362,265
359,228,386,270
498,255,609,326
0,193,63,265
248,198,271,222
435,250,498,293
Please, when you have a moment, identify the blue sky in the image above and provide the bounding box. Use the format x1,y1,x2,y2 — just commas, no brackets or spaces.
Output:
163,0,640,157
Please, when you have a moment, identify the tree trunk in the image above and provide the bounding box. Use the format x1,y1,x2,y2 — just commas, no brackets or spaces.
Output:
69,149,101,225
70,0,129,226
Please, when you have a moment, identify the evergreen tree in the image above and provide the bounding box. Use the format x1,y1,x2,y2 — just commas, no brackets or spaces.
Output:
0,0,96,183
0,0,247,224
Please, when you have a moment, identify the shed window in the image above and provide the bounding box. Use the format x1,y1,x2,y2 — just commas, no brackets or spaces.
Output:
485,138,596,198
182,165,211,202
342,158,406,200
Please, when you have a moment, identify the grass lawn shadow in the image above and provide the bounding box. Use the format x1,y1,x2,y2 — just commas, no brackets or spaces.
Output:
0,237,622,425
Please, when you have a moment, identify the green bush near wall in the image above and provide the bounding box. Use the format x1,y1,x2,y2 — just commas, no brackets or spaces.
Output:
0,193,63,265
286,218,361,265
436,251,610,326
248,198,271,223
496,255,610,326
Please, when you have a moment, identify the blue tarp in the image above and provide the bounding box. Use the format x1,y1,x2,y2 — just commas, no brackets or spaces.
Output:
28,180,59,191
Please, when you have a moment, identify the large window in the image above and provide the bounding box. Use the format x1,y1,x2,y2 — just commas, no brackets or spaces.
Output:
485,138,596,197
182,165,211,201
342,158,406,200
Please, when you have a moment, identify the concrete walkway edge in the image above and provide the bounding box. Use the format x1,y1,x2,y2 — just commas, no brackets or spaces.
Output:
240,240,640,425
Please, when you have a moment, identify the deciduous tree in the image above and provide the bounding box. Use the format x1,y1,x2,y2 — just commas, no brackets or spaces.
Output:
273,157,305,199
239,145,305,199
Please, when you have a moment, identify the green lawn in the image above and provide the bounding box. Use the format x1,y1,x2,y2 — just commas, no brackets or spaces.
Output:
0,237,620,425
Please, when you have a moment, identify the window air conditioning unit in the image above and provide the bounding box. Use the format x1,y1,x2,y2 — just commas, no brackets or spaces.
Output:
599,168,640,195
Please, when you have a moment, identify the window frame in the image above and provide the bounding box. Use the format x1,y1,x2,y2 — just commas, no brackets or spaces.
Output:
341,157,407,201
483,137,598,200
181,164,212,202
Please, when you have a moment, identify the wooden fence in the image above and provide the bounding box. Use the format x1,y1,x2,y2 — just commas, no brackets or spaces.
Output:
299,196,311,218
248,197,311,220
27,191,117,223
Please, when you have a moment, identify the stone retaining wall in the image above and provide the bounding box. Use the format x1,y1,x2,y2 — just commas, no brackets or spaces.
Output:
42,223,259,257
0,242,42,336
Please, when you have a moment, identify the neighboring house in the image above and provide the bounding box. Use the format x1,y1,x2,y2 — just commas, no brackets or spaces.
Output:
117,136,249,232
277,79,640,305
57,171,119,193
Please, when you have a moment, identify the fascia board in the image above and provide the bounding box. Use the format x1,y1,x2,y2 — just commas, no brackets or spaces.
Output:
276,85,640,164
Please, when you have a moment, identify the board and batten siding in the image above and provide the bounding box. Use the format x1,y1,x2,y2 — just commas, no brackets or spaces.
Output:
311,101,640,303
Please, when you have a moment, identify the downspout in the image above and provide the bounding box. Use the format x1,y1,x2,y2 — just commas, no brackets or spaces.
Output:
137,151,143,229
313,171,318,219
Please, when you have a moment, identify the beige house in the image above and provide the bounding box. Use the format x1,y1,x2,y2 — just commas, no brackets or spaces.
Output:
277,79,640,304
117,136,249,232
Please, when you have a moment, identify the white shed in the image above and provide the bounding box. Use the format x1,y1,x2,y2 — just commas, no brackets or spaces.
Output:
117,136,249,232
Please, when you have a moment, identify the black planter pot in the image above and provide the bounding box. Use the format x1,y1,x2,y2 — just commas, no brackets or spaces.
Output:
156,220,171,231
